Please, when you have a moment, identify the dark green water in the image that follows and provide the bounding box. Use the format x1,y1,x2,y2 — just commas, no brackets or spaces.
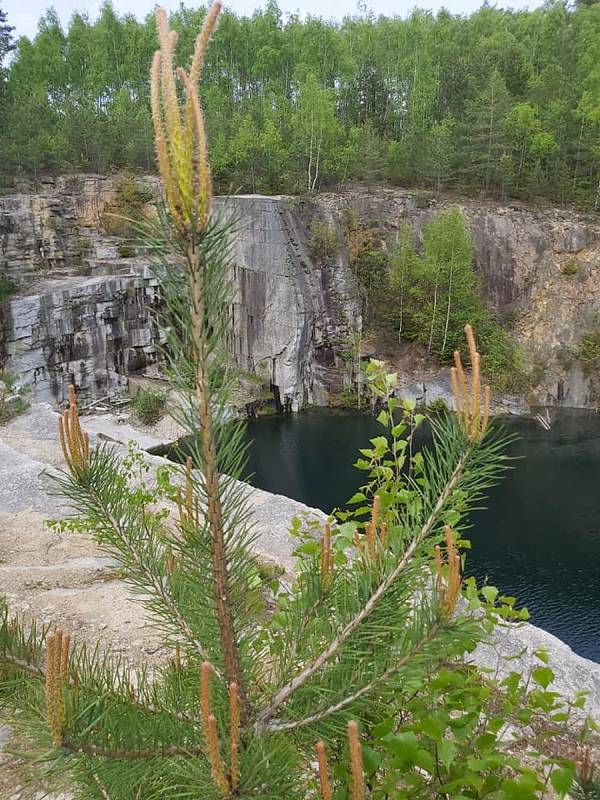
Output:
244,409,600,663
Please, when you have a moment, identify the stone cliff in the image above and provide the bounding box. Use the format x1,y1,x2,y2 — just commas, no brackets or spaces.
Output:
318,186,600,408
0,177,360,408
1,176,599,408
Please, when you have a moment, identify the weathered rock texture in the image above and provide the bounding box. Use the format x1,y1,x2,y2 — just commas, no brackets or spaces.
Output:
2,176,600,408
1,177,360,408
318,187,600,408
222,196,360,408
6,274,164,405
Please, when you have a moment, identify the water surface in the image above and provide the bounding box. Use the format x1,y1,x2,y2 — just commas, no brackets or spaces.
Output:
244,409,600,662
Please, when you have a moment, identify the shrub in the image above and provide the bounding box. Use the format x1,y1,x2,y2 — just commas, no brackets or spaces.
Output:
577,322,600,374
130,387,167,425
115,177,153,209
77,237,92,255
117,241,136,258
102,176,153,236
478,321,528,392
308,220,338,260
0,275,17,301
355,247,387,299
561,260,579,276
0,370,28,424
426,396,449,413
414,190,433,208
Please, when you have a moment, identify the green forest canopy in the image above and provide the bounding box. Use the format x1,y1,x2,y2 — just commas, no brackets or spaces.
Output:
1,0,600,207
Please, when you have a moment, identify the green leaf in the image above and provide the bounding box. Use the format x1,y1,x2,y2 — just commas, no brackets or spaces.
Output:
481,585,498,604
370,435,389,451
373,717,394,738
501,772,541,800
377,410,389,427
362,745,381,777
437,738,456,768
293,541,320,556
348,492,367,504
383,732,419,768
550,768,574,797
532,666,554,689
414,748,435,772
420,716,444,741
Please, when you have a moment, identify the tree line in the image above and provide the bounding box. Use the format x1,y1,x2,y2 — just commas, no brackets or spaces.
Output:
1,0,600,207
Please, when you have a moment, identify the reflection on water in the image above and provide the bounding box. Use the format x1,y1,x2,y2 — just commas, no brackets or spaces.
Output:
244,409,600,662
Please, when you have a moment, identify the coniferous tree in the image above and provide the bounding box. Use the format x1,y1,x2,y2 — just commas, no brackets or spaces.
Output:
0,7,12,63
1,1,600,203
0,6,13,122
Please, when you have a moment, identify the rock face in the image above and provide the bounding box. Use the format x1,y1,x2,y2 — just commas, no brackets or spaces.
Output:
223,196,360,409
6,274,164,405
2,176,600,408
318,187,600,408
1,178,360,408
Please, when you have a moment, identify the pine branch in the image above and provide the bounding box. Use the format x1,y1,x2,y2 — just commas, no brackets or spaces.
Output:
75,463,213,664
254,452,468,732
60,737,205,759
149,2,249,720
265,624,441,732
189,252,246,716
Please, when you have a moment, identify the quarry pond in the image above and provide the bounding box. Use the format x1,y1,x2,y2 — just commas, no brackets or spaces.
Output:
244,408,600,663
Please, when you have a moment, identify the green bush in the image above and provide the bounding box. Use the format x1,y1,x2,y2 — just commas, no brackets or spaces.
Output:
479,322,528,392
102,176,153,236
130,387,167,425
426,396,449,413
308,221,338,260
0,275,17,301
414,190,433,208
117,241,136,258
577,322,600,374
561,260,579,276
355,247,388,298
0,370,28,424
115,178,153,210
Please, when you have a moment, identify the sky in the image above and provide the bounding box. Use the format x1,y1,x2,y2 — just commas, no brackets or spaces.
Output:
5,0,541,41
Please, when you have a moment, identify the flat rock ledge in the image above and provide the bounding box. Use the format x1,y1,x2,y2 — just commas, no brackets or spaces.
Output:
0,404,598,797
